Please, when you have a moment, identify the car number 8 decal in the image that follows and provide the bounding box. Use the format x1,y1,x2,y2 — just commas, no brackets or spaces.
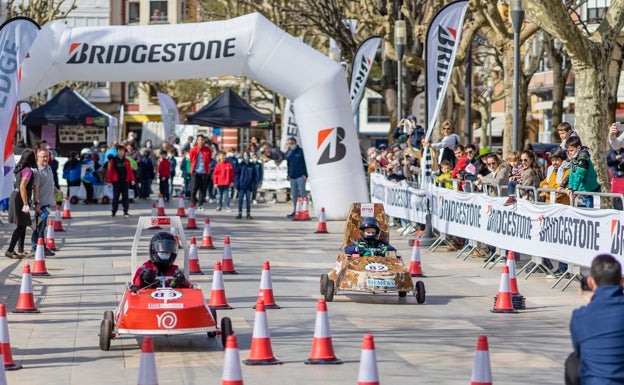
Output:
364,262,388,272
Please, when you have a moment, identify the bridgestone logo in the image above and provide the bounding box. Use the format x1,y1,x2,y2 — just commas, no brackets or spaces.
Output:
66,38,236,64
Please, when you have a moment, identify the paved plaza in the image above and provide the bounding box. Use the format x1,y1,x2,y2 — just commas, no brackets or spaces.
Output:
0,198,586,384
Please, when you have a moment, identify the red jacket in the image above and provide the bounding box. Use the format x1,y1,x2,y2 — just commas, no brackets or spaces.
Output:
212,160,235,186
132,260,191,288
158,158,171,178
189,145,213,174
106,156,135,183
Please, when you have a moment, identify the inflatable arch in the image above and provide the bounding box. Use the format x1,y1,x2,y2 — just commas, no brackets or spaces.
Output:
18,12,369,219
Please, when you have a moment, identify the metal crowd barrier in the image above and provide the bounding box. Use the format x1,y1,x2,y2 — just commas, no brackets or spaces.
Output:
569,191,624,209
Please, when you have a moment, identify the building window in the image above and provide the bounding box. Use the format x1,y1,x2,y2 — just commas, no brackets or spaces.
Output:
148,84,158,104
150,1,168,23
367,98,390,123
127,82,139,103
586,0,607,22
128,1,140,24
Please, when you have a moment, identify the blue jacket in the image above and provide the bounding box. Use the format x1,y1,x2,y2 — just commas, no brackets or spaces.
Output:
344,238,396,256
234,161,260,191
286,146,307,179
570,285,624,385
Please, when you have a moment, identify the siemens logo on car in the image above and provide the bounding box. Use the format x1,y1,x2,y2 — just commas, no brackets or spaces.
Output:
66,38,237,64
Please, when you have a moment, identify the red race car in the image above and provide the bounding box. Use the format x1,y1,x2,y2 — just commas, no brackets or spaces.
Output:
98,216,233,350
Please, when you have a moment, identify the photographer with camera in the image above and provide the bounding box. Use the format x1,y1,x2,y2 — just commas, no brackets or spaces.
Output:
392,115,425,151
608,121,624,150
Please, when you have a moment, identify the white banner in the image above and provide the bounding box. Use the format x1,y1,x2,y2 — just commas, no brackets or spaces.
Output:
349,36,381,115
157,92,180,143
424,0,468,141
370,172,624,268
280,98,298,152
260,160,310,191
0,17,40,200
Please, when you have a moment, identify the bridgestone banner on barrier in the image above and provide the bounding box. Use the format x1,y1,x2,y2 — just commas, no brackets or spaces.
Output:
370,173,624,268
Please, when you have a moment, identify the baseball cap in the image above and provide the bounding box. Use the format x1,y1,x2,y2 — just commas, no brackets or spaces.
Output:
287,136,297,142
407,114,417,121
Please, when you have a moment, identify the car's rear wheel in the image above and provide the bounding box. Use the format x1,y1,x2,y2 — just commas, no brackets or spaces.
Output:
320,274,328,295
324,280,335,302
414,281,426,304
398,291,407,297
103,310,114,323
220,316,233,348
99,319,112,351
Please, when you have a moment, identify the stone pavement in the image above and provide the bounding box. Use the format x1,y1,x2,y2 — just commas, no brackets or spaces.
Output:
0,197,587,384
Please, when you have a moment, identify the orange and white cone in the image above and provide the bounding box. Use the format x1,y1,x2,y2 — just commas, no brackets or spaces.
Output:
256,261,279,309
470,335,493,385
305,299,342,364
222,335,244,385
176,194,186,217
221,236,237,274
45,219,58,251
53,205,64,232
13,264,39,313
314,207,329,233
137,337,158,385
157,194,166,216
169,227,182,248
188,237,203,275
0,304,22,370
186,203,198,229
357,334,379,385
200,218,215,249
300,197,311,220
408,239,425,277
292,198,303,220
491,265,517,313
506,251,526,310
32,238,50,276
147,203,161,230
244,299,281,365
61,195,72,219
209,262,232,309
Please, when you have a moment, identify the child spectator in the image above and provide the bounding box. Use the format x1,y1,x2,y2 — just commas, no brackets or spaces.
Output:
212,151,235,211
539,148,570,205
157,152,171,202
565,136,601,208
435,160,454,189
167,149,177,198
503,150,542,206
138,150,155,199
506,151,522,183
81,168,102,204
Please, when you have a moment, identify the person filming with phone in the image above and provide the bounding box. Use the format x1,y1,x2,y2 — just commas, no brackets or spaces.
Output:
609,121,624,150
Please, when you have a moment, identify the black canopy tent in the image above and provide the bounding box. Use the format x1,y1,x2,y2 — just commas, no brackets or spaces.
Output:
187,88,273,129
22,87,114,156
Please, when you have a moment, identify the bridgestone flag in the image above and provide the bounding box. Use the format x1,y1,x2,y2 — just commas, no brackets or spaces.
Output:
349,36,381,115
0,17,40,200
422,0,468,184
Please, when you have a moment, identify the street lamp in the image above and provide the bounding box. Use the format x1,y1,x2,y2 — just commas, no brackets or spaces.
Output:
487,77,494,148
511,0,524,151
395,20,406,122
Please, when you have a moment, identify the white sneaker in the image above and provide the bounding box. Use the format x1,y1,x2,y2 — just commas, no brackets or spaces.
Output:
198,206,205,211
388,221,396,227
252,200,258,205
225,207,232,212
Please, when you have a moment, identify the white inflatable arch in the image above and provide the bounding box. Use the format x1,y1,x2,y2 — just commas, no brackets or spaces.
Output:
19,13,369,219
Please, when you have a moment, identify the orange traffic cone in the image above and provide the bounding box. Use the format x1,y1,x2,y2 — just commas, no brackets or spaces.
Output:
305,299,342,364
176,194,187,217
61,196,72,219
200,218,216,249
0,351,8,381
169,227,182,248
470,335,493,385
221,236,237,274
31,238,50,276
408,239,425,277
53,205,64,232
188,237,203,275
300,197,311,220
244,299,281,365
45,219,57,251
256,261,279,309
157,194,166,216
292,198,303,220
222,335,243,385
0,304,22,370
314,207,329,233
357,334,379,385
13,264,39,313
147,203,161,230
209,262,232,309
506,251,526,310
137,337,158,385
186,203,198,229
491,265,517,313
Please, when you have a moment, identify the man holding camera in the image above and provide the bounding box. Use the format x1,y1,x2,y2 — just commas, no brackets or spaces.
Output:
609,121,624,150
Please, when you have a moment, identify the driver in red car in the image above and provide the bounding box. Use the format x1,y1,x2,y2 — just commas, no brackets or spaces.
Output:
344,217,397,257
132,232,191,289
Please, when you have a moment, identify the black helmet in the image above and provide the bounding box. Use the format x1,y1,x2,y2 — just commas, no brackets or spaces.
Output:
149,232,178,267
359,217,381,240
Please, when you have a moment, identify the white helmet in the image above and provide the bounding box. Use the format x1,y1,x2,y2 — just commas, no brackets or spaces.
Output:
80,148,92,156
